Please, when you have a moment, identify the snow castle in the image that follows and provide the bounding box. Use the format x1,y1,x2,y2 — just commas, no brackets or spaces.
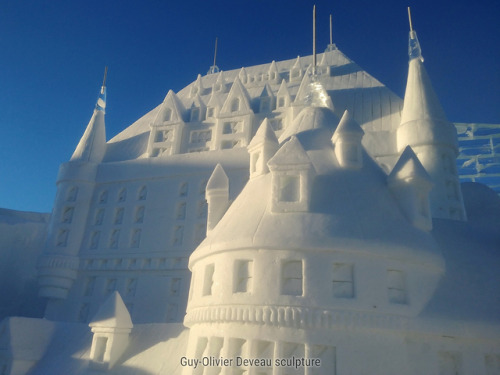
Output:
0,12,499,375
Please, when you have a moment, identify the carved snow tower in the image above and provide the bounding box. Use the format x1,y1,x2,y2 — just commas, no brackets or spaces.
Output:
397,14,466,221
183,85,445,374
37,73,107,311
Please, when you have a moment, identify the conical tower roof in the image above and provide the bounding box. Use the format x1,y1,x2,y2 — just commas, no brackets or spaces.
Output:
70,75,107,163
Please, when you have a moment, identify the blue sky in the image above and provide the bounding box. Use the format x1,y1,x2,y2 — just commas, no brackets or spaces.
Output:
0,0,498,213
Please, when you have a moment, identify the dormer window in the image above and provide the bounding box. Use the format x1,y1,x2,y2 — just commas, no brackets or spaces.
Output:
207,107,215,118
278,175,300,202
190,107,200,122
268,137,314,213
230,98,240,112
260,97,272,113
277,96,286,108
164,108,172,122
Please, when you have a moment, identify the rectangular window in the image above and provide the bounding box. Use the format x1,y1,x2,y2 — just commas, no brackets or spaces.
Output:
125,278,137,296
114,207,124,224
105,278,117,294
203,264,215,296
281,260,303,296
83,277,96,297
332,263,354,298
169,277,181,296
93,337,108,362
387,270,407,304
234,260,253,293
279,175,300,202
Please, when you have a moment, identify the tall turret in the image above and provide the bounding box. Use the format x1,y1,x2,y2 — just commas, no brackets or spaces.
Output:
38,72,108,308
397,10,466,221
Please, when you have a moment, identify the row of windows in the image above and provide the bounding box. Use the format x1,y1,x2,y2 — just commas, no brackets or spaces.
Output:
197,260,407,304
97,186,147,205
88,219,207,250
82,256,185,271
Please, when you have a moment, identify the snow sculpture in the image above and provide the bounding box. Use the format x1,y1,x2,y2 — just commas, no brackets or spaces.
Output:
397,23,466,221
247,118,279,178
332,110,364,169
88,291,133,371
37,79,107,300
148,90,186,157
205,164,229,233
268,136,314,213
388,146,433,231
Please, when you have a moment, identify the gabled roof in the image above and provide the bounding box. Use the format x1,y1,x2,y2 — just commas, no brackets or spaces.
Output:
89,291,133,329
220,77,252,114
153,90,185,124
276,79,291,100
268,136,311,168
238,67,248,84
388,146,432,184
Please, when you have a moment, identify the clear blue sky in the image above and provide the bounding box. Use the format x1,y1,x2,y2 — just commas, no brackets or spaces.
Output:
0,0,498,213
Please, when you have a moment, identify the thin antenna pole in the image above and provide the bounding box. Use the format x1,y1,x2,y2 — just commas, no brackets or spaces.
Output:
213,37,218,68
330,14,333,45
313,5,317,69
102,66,108,87
407,7,413,32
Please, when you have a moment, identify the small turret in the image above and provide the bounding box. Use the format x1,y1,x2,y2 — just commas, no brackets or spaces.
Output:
247,119,279,179
206,164,230,233
396,9,466,221
89,291,133,371
388,146,433,231
332,110,364,169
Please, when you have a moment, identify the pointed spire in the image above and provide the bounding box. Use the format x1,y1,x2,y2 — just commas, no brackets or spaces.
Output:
208,37,220,74
325,14,338,52
407,7,423,62
70,69,107,163
190,74,205,97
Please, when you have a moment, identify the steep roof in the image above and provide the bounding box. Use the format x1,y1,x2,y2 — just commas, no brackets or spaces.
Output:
70,85,107,163
192,110,443,269
89,291,133,329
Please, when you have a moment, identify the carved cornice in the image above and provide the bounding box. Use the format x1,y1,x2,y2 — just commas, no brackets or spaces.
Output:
184,305,410,331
